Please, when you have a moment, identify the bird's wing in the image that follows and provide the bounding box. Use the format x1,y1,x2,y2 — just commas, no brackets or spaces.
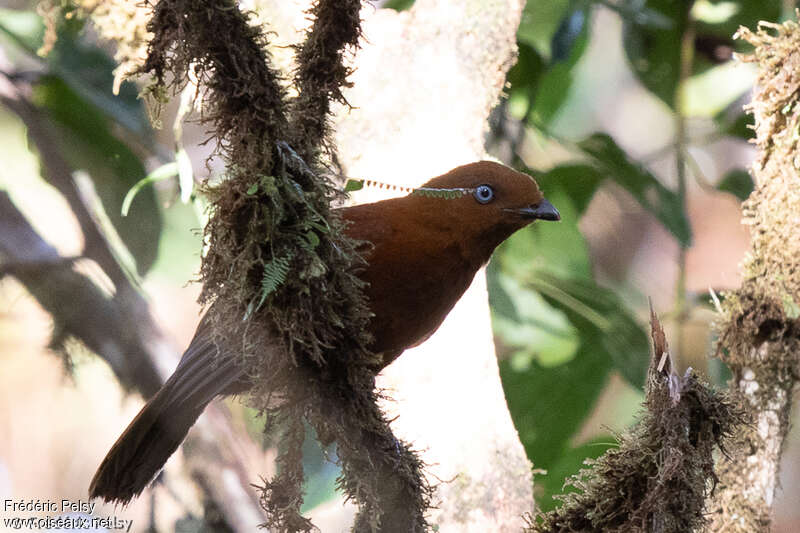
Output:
340,203,396,254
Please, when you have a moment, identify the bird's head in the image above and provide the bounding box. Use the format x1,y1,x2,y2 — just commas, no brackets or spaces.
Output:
407,161,560,262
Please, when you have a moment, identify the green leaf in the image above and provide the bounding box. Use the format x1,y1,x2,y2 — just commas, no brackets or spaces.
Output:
506,42,547,120
122,162,179,216
494,167,650,387
578,133,692,246
529,273,650,389
47,18,151,139
383,0,415,11
499,181,592,281
0,8,44,53
0,9,151,139
33,75,162,275
1,12,161,274
622,1,781,109
344,179,364,192
305,230,320,249
500,342,612,470
693,1,781,48
623,0,687,108
256,254,293,312
247,183,259,195
530,8,590,126
600,1,672,29
717,169,753,201
715,107,754,141
536,164,604,215
550,8,587,63
489,268,580,368
679,60,756,118
536,437,616,512
517,0,572,59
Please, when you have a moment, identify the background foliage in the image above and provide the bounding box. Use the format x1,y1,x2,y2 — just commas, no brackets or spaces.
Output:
0,0,798,529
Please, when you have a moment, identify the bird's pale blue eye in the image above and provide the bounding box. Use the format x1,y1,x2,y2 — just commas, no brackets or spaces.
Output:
474,184,494,204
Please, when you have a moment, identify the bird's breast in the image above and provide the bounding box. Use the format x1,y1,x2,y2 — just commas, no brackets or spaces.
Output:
360,240,480,368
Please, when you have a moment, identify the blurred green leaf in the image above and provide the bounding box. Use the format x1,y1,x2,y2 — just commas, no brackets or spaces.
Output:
0,8,151,139
498,181,591,281
623,0,688,108
383,0,415,11
0,8,160,273
518,0,573,59
494,181,606,463
494,168,649,387
599,0,672,29
679,60,756,118
536,164,604,215
717,169,753,201
530,63,577,127
693,0,781,47
578,133,692,246
708,356,732,388
301,423,339,512
489,268,580,368
715,107,754,141
506,42,547,120
622,0,780,109
530,7,590,126
344,179,364,192
177,148,194,203
551,8,587,63
122,162,179,217
529,273,650,388
47,22,151,140
33,76,161,275
500,341,612,470
536,437,616,511
0,8,44,52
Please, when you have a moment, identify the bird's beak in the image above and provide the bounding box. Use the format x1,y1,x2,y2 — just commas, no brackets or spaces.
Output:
508,199,561,221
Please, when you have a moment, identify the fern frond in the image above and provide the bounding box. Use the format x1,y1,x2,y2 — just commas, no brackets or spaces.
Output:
256,253,293,312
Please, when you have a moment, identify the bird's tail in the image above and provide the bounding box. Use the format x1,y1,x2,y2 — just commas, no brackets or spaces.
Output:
90,322,245,504
88,376,208,504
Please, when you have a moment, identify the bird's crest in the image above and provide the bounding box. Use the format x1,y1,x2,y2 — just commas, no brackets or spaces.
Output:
344,178,473,199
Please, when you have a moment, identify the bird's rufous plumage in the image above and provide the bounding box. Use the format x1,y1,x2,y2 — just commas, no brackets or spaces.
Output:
89,161,560,503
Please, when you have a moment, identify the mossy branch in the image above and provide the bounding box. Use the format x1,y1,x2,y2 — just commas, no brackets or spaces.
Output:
705,18,800,532
141,0,288,169
527,308,742,533
288,0,362,161
138,0,432,530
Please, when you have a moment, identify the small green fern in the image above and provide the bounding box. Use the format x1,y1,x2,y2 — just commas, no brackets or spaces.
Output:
246,253,293,320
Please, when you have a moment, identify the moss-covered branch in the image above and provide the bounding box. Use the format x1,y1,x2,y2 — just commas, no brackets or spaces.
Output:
288,0,362,161
527,308,741,533
137,0,431,530
705,19,800,532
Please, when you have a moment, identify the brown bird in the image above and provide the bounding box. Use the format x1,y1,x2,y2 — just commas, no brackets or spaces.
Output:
89,160,560,503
